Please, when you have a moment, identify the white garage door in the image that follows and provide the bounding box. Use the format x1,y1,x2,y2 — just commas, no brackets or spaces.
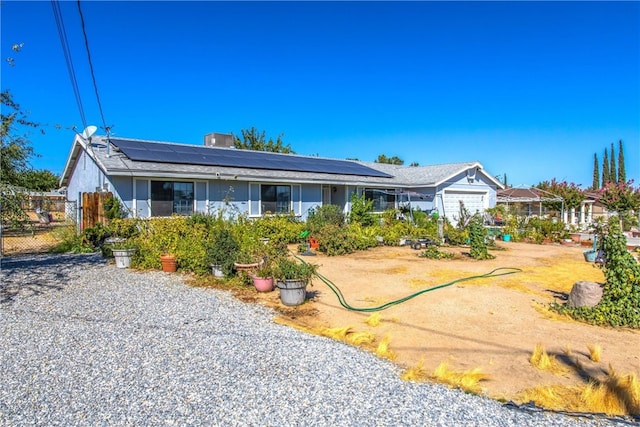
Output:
443,191,486,224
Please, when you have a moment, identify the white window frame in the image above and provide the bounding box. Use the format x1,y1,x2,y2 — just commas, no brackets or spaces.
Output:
249,183,301,217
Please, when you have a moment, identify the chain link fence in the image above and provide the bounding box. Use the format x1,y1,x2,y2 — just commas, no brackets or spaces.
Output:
1,198,78,257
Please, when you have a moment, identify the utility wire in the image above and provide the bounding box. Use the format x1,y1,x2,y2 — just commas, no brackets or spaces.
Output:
50,0,88,132
76,0,109,136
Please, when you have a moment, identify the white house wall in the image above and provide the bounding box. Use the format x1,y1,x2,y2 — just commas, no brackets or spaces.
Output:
66,148,106,203
436,169,498,223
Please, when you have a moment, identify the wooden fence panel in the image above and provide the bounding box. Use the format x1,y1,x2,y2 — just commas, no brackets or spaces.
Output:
81,191,112,230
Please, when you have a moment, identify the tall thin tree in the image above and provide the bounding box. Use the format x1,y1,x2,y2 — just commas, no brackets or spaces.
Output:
602,148,610,186
609,142,616,184
592,153,599,190
618,139,626,183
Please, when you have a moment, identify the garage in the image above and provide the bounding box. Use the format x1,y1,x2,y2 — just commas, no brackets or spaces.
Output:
442,190,487,224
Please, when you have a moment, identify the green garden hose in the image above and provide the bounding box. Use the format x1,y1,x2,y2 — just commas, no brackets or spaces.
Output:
294,254,521,312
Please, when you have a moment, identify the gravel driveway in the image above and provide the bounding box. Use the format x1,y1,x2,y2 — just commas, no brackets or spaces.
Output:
0,254,627,426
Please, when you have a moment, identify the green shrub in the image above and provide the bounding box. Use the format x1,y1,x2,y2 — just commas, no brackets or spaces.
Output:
131,217,210,274
314,224,357,256
50,225,94,254
349,193,375,226
444,220,468,245
109,218,141,239
307,204,345,234
206,226,240,277
248,214,304,244
103,195,127,220
468,215,494,260
418,246,454,260
82,222,112,249
348,223,381,251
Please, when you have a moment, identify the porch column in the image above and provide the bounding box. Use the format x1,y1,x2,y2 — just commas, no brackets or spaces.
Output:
570,207,576,225
580,203,586,224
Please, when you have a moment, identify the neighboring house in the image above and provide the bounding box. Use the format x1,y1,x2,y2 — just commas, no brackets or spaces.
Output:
496,187,601,227
60,134,503,224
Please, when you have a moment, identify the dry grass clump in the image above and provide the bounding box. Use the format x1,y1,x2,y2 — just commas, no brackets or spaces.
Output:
401,360,429,382
375,335,396,361
401,361,489,395
346,331,376,346
432,362,489,394
365,313,381,327
317,326,375,346
516,368,640,416
588,344,602,362
529,344,566,375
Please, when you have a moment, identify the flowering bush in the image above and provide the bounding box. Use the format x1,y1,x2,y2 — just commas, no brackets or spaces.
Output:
598,180,640,214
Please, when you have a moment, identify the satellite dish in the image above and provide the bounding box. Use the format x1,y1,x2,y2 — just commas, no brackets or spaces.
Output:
81,125,98,140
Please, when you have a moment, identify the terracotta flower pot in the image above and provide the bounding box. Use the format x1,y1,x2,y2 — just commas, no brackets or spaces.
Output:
252,276,274,292
160,254,177,273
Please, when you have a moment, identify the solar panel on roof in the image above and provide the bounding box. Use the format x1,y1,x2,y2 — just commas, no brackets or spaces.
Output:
110,139,392,178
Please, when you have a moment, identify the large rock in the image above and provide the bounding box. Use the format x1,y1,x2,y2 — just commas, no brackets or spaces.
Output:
567,281,603,308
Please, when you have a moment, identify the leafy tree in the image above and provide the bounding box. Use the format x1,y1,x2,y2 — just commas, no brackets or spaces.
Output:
374,154,404,165
19,169,60,191
536,179,584,211
609,142,616,184
1,90,41,231
233,127,293,153
410,161,419,167
602,148,610,186
617,139,626,183
1,90,38,185
598,180,640,214
592,153,599,190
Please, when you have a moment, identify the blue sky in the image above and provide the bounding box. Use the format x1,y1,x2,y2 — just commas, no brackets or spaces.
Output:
2,1,639,188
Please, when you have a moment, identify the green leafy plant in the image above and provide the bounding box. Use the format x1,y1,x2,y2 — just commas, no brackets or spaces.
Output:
206,226,240,277
469,215,494,260
103,195,127,220
418,246,454,259
554,218,640,328
273,257,318,283
314,224,357,256
349,193,375,227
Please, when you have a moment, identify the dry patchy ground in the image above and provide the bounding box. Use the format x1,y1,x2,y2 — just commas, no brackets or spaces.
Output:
201,242,639,404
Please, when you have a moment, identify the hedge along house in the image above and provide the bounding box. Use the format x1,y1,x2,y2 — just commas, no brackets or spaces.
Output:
59,133,504,225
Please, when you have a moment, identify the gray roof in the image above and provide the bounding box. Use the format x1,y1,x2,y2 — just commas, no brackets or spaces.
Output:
61,136,500,189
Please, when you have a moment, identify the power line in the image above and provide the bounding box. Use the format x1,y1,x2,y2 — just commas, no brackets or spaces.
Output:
50,0,88,132
76,0,110,136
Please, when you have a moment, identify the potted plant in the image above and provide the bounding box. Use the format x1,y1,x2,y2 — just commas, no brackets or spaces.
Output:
160,253,177,272
234,237,262,273
273,257,318,306
206,227,240,278
111,240,137,269
251,259,275,292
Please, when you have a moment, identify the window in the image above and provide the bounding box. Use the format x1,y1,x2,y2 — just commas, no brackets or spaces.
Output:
151,181,194,216
261,185,291,214
364,188,395,212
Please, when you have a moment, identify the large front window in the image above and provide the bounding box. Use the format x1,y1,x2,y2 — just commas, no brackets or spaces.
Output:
261,185,291,214
151,181,194,216
365,189,395,212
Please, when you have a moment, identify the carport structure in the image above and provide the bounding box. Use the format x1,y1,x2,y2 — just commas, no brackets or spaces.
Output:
496,186,565,218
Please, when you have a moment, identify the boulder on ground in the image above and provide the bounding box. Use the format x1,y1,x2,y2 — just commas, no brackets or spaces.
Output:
567,281,603,308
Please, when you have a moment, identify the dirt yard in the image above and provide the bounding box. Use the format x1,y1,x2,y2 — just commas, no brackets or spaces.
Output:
211,241,639,403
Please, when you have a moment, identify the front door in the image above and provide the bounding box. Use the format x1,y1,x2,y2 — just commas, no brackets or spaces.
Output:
322,185,332,206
